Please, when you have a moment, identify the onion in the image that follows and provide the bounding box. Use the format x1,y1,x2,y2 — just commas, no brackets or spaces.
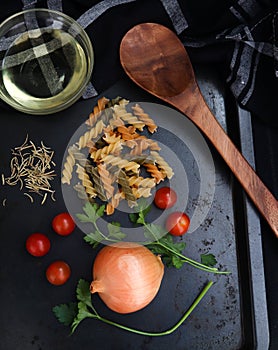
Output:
90,242,164,314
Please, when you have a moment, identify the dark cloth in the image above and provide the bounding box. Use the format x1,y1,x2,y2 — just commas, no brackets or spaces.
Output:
0,0,277,126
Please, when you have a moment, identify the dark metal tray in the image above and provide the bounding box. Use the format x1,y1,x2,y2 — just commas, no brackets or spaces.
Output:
0,65,269,349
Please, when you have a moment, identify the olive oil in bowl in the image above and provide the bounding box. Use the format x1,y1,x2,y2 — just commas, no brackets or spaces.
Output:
0,9,93,114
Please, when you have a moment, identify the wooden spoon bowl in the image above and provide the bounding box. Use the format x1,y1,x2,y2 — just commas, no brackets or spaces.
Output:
120,23,278,237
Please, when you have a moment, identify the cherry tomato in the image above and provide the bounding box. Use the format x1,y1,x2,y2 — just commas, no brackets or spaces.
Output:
26,233,51,257
154,187,177,209
166,211,190,236
46,261,71,286
52,212,75,236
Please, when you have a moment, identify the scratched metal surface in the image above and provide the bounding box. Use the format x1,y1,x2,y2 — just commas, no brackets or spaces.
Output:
0,65,268,350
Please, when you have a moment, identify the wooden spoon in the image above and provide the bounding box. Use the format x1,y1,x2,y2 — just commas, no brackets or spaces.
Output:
120,23,278,237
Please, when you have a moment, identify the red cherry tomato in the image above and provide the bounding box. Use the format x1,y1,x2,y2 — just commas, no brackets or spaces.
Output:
26,233,51,257
52,212,75,236
46,261,71,286
166,211,190,236
154,187,177,209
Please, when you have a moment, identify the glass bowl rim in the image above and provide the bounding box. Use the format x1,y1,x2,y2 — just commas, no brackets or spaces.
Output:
0,8,94,115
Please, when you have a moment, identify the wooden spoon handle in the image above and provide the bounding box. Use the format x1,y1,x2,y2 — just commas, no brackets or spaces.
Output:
168,89,278,237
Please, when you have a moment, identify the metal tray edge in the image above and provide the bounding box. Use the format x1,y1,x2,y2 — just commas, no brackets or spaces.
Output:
237,106,270,350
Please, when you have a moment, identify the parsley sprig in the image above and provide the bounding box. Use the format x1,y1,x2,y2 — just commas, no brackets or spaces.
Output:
77,202,229,274
53,278,214,335
129,202,229,274
77,203,126,248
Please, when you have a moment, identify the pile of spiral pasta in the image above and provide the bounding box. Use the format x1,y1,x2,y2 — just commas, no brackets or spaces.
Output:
61,97,174,215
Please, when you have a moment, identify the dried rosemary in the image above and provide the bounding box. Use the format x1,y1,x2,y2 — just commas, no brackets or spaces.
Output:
2,135,56,204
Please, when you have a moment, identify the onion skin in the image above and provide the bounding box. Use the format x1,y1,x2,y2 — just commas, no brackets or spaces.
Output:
90,242,164,314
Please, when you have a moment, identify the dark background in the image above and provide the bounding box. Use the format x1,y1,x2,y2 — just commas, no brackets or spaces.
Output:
0,1,277,349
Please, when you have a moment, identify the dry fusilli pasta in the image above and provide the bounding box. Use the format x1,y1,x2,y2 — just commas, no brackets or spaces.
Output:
128,175,156,188
85,96,110,127
85,164,107,202
61,148,75,185
100,154,140,174
143,163,165,184
90,141,122,161
150,151,174,179
76,164,97,198
117,169,137,207
62,97,175,214
132,186,152,199
106,191,123,215
78,120,105,149
97,163,114,200
132,103,157,133
113,104,145,131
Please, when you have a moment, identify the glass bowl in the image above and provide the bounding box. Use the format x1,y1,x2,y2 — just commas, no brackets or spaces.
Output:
0,8,94,115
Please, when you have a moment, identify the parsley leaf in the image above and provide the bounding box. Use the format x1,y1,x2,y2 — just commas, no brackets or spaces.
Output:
129,199,151,224
76,279,92,307
138,198,152,217
171,255,185,269
83,231,102,248
76,203,105,224
129,212,138,224
146,233,186,269
96,205,105,218
107,222,126,240
159,234,186,254
201,253,217,267
71,302,95,333
75,213,92,223
144,223,167,241
52,302,78,326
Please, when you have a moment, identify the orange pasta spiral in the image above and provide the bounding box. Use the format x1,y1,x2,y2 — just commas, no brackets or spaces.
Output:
144,163,165,184
86,96,110,127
